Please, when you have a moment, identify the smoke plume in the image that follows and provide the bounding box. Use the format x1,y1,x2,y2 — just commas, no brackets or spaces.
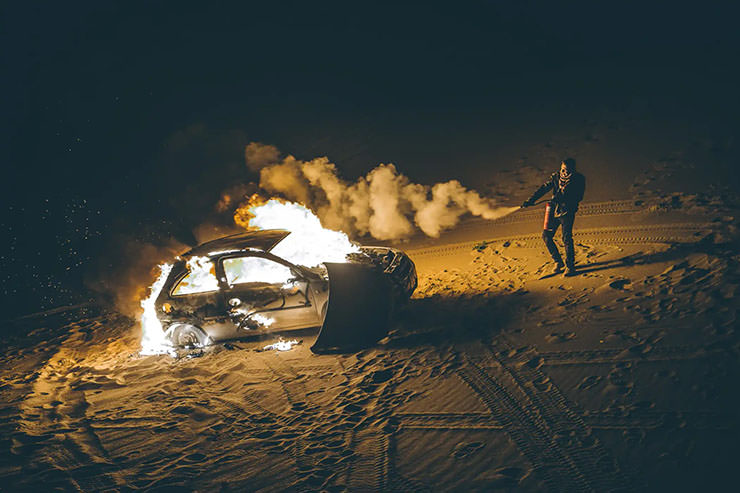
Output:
243,142,518,240
84,236,187,317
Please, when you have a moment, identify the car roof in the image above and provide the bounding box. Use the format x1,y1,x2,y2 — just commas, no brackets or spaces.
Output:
183,229,291,258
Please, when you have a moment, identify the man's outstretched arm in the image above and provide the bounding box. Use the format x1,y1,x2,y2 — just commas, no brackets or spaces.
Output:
522,174,555,207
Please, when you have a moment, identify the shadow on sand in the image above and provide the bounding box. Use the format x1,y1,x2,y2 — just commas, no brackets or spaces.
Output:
384,290,539,349
576,234,737,277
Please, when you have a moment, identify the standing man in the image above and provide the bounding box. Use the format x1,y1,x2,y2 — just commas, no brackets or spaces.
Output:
522,158,586,276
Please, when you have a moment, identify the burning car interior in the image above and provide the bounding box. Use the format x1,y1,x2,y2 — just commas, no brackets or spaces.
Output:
149,229,417,353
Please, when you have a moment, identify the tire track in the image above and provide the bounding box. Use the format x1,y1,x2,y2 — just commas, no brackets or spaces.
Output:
408,223,716,258
348,429,389,491
487,345,631,492
536,344,728,367
261,356,310,409
458,359,591,491
212,393,277,418
408,201,644,247
344,356,427,492
583,410,734,431
383,431,432,493
392,411,503,430
462,200,643,228
403,199,707,250
291,364,343,373
13,314,127,491
391,410,732,433
463,348,635,492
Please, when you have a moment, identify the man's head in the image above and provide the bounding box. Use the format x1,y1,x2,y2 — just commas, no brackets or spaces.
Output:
560,158,576,176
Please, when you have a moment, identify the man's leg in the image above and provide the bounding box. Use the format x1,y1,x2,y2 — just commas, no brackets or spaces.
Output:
542,219,563,268
561,213,576,271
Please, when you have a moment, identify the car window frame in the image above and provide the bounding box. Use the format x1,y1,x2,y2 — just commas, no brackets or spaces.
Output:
217,251,304,290
169,260,221,297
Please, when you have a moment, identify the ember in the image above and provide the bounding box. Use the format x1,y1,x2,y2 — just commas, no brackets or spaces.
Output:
263,339,300,351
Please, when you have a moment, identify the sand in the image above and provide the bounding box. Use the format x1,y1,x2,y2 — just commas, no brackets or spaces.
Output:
1,194,739,491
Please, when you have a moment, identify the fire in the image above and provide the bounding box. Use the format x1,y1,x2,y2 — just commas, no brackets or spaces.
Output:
172,256,219,295
140,195,359,354
263,338,300,351
233,193,270,230
252,313,275,328
140,263,175,355
236,197,360,267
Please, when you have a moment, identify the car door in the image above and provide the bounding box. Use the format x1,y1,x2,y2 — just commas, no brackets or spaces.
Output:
219,254,321,332
167,257,233,338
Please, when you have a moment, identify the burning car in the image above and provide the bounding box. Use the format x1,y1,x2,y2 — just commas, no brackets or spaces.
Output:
152,229,416,353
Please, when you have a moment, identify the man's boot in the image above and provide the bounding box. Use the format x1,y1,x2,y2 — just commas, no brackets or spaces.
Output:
564,265,577,277
551,261,565,275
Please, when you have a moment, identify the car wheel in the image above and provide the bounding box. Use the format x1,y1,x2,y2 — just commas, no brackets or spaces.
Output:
168,323,210,348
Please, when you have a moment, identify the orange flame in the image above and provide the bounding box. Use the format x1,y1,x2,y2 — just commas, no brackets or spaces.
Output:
140,193,361,355
234,193,275,230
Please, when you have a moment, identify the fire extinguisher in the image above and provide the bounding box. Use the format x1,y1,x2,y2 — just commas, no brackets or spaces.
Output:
543,201,555,231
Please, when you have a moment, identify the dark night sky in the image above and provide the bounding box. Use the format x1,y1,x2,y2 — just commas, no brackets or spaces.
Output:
2,2,740,316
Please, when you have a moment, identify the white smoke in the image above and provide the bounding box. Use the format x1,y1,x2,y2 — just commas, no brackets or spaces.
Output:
243,142,518,240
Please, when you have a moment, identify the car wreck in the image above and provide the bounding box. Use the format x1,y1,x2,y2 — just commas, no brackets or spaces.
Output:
154,230,417,353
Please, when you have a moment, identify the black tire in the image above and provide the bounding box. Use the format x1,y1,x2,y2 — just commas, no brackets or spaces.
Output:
167,323,210,348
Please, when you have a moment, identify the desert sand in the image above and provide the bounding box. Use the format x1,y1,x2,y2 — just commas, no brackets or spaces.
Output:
1,187,739,491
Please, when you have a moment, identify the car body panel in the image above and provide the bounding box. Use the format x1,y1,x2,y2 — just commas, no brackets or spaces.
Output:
312,262,391,353
183,230,291,257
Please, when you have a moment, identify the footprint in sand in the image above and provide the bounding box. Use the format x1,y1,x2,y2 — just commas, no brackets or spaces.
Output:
341,403,363,414
171,405,192,415
318,455,339,466
254,429,275,439
482,466,526,488
325,438,345,449
622,428,646,445
578,375,602,390
452,441,485,458
291,401,308,411
609,279,631,290
184,452,206,462
553,430,578,447
532,375,553,392
370,369,394,383
525,356,544,370
607,365,635,395
545,331,577,343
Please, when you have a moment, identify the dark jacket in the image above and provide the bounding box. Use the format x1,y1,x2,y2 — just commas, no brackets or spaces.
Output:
527,171,586,215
